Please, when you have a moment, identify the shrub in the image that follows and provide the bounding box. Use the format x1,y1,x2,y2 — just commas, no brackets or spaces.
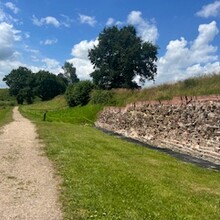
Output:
90,90,115,105
65,81,94,107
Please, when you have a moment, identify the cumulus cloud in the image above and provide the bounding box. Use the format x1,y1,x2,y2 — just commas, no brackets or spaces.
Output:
79,14,97,26
127,11,158,43
5,2,19,14
41,58,62,74
196,1,220,18
68,39,98,79
0,22,21,60
40,39,58,45
32,15,60,27
156,21,220,85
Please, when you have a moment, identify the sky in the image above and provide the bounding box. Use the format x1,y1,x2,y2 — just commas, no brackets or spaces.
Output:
0,0,220,87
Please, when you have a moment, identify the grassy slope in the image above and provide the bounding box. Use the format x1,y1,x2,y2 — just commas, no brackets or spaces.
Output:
113,74,220,106
20,90,220,219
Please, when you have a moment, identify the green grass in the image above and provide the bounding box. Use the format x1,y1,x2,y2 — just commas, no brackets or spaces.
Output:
0,88,16,107
21,96,103,125
112,73,220,106
0,106,13,127
20,100,220,220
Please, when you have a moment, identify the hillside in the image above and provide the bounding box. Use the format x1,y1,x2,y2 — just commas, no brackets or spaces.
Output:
112,73,220,106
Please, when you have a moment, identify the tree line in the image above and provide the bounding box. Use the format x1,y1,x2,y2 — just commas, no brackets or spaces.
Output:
3,62,79,104
4,25,158,106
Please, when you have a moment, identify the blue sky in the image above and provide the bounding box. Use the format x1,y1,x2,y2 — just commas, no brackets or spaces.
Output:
0,0,220,87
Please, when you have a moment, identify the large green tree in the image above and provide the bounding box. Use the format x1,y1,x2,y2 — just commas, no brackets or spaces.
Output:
89,25,158,89
3,66,35,104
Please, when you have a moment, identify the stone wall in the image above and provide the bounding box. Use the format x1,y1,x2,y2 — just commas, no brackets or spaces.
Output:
95,95,220,164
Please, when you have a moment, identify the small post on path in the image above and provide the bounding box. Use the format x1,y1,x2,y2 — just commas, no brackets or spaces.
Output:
43,110,47,121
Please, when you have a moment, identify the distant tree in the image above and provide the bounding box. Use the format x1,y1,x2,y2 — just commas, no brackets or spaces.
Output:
3,66,35,104
89,25,158,89
62,62,79,84
35,70,66,101
57,73,69,86
65,80,93,107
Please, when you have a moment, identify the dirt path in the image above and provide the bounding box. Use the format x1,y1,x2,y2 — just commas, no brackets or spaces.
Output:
0,107,63,219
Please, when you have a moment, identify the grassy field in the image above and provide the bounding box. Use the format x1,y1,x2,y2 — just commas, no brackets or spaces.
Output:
20,96,220,220
0,88,16,107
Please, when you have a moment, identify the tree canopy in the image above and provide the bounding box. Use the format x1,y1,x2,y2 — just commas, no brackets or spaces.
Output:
3,67,67,104
89,25,158,89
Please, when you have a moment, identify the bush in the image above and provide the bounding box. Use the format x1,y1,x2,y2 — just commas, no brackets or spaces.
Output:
90,90,115,105
65,81,94,107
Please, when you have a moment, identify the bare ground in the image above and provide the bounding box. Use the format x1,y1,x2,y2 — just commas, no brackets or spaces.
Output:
0,107,63,219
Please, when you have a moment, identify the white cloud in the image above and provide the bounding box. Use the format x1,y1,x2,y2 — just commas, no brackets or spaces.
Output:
68,39,98,79
0,22,21,60
196,1,220,18
71,39,98,59
60,14,73,27
127,11,158,43
155,21,220,85
0,8,18,24
106,17,123,26
106,17,115,26
32,15,60,27
40,39,58,45
41,58,62,74
5,2,19,14
24,45,39,54
79,14,97,26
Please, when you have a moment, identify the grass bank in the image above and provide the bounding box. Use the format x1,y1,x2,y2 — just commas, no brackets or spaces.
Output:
0,106,13,127
112,73,220,106
20,100,220,219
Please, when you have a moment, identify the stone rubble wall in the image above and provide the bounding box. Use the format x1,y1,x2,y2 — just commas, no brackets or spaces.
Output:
95,95,220,164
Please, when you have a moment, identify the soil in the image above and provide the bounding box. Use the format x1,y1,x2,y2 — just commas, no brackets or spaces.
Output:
0,107,63,219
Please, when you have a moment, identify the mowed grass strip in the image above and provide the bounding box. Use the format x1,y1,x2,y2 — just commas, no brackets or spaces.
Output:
20,104,220,220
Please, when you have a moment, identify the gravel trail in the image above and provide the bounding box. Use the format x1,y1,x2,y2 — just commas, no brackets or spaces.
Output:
0,107,63,219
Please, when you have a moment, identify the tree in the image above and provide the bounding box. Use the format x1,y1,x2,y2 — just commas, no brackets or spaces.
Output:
62,62,79,84
65,80,93,107
89,25,158,89
35,70,66,101
3,66,35,104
